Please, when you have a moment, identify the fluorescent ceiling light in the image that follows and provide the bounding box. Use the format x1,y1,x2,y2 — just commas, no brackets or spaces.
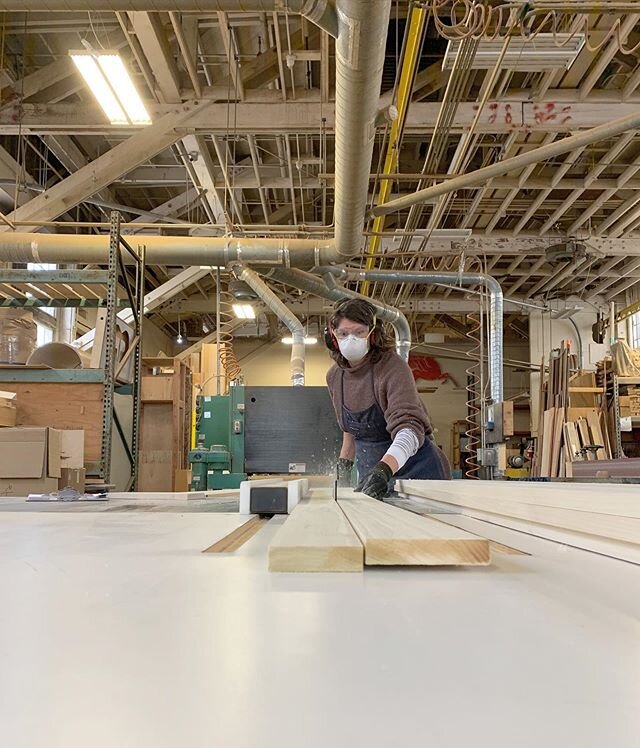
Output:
443,33,585,72
232,303,256,320
282,336,317,345
70,49,151,126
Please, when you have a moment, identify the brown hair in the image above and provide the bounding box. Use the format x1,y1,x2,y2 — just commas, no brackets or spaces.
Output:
328,298,392,367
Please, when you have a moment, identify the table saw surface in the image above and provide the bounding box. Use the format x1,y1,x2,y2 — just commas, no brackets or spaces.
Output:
0,502,638,748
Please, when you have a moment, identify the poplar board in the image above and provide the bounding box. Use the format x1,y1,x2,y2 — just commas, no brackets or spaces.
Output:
427,504,640,567
337,492,490,566
268,498,363,572
398,480,640,518
398,481,640,545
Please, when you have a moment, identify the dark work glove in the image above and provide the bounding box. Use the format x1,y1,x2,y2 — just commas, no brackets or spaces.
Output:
356,461,393,500
336,458,354,488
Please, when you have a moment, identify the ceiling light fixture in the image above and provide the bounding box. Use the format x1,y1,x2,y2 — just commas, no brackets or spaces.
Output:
281,336,317,345
232,304,256,320
443,33,585,72
70,42,151,126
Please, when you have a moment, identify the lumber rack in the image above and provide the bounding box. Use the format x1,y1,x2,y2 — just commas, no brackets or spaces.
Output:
609,375,640,460
0,211,145,489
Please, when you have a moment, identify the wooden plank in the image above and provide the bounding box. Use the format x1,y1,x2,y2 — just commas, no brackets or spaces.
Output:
268,498,363,572
337,492,490,566
550,408,565,478
540,408,555,477
567,407,600,421
586,410,607,460
426,504,640,567
399,480,640,519
203,515,269,553
563,422,582,462
398,481,640,545
390,500,529,556
576,418,594,459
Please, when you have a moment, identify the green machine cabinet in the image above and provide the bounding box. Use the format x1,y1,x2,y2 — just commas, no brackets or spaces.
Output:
189,385,247,491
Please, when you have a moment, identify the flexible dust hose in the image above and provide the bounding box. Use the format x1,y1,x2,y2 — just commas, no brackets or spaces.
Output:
269,267,411,362
231,264,305,386
321,268,504,404
218,288,243,383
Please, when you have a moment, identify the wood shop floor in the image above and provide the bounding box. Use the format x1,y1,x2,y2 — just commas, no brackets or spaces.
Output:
1,499,639,748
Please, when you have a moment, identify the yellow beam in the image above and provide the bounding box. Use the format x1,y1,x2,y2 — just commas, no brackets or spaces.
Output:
361,6,427,296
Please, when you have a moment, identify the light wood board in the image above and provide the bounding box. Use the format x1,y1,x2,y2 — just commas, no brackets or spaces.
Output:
337,491,490,566
426,503,640,567
398,481,640,545
203,516,270,553
399,480,640,518
268,498,363,572
390,500,529,556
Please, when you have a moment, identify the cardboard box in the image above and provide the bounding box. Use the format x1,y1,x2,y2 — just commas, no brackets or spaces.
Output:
141,376,173,402
59,467,86,493
0,403,16,427
59,430,84,468
0,477,58,497
0,389,17,427
0,427,61,479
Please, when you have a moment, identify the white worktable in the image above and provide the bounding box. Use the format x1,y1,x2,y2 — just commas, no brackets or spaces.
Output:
0,508,639,748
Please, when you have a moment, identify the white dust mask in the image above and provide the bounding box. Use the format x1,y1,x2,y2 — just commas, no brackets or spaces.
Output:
338,335,369,363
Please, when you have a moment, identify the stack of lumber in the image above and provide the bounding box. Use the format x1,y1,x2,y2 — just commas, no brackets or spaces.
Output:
267,488,491,572
532,343,611,477
397,479,640,565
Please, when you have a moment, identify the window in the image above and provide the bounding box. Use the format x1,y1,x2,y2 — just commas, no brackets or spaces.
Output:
36,322,54,347
27,262,57,346
629,312,640,349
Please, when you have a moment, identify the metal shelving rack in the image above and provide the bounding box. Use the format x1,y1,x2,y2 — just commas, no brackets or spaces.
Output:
0,211,145,488
610,375,640,459
106,211,145,490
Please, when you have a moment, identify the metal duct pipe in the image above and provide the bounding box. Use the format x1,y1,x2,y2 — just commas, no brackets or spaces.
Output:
269,267,411,361
0,1,339,37
231,264,305,386
374,109,640,217
0,232,333,268
333,0,392,259
326,268,504,403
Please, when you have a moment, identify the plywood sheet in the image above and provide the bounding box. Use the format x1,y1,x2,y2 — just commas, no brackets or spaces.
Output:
337,492,490,566
268,498,363,572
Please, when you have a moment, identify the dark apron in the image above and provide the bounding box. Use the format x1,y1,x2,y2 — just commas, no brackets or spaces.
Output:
340,368,451,493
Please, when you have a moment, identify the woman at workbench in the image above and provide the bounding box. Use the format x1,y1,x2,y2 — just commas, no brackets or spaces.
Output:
325,298,451,500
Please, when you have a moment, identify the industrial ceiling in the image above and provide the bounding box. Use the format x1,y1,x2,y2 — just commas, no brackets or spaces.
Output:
0,1,639,344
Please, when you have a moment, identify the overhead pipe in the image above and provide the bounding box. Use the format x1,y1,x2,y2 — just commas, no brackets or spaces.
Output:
231,264,305,386
373,109,640,217
324,268,504,404
0,1,339,37
0,232,334,267
269,267,411,361
333,0,393,259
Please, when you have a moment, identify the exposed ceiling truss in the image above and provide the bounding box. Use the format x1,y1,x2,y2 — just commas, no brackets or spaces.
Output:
2,4,640,340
